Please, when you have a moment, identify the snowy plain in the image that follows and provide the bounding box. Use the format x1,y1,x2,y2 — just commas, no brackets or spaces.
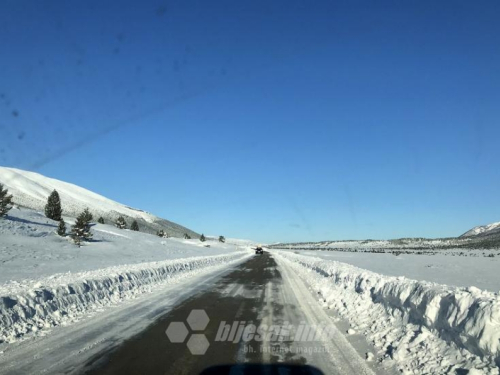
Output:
288,249,500,292
272,250,500,374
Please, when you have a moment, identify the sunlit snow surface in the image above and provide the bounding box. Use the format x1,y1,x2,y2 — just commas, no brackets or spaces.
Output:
0,207,252,345
272,250,500,374
288,249,500,292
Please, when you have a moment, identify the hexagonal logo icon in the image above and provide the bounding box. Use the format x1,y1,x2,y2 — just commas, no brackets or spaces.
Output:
165,309,211,355
186,334,210,355
187,309,210,331
165,322,189,343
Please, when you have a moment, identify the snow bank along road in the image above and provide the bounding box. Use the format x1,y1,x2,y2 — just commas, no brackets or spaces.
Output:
84,252,378,375
0,252,252,375
2,247,498,374
273,250,500,374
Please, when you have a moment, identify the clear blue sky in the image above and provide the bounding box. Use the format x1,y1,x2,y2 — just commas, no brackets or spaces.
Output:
1,0,499,243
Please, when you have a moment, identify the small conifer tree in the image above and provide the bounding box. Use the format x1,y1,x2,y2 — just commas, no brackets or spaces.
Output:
97,217,105,224
57,219,66,236
44,190,63,221
71,211,92,245
0,183,13,217
184,233,191,239
131,220,139,231
82,208,93,224
200,234,206,242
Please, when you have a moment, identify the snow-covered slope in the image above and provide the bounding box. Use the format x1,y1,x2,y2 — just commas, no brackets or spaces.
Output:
0,166,198,238
461,221,500,238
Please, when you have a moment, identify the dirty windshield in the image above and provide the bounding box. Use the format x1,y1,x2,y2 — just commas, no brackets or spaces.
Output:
0,1,499,374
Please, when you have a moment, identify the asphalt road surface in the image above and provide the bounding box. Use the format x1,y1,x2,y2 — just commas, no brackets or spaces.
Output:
85,252,375,375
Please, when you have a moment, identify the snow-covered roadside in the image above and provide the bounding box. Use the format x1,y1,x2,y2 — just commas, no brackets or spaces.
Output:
0,258,249,375
271,250,500,374
0,251,251,344
288,249,500,292
0,207,244,283
0,206,253,346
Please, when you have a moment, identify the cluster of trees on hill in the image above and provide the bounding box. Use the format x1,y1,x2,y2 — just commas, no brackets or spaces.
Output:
0,186,145,246
42,189,93,245
2,185,220,247
198,234,226,243
45,192,143,244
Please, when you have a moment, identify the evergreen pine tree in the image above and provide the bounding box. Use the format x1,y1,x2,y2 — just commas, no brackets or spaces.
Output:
82,208,93,224
184,233,191,239
200,234,206,242
71,211,92,245
115,216,127,229
97,217,105,224
131,220,139,231
57,219,66,236
0,183,13,217
219,235,225,243
44,190,63,221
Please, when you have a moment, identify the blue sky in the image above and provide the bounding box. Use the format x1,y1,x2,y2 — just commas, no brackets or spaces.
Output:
1,0,499,243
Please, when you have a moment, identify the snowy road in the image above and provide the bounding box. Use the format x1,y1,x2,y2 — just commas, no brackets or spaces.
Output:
86,253,379,375
0,257,250,375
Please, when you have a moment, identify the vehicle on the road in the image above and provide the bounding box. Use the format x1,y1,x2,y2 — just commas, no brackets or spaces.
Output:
254,245,264,254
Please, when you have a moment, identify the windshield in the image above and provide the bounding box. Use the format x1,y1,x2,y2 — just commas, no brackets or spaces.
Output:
1,1,499,374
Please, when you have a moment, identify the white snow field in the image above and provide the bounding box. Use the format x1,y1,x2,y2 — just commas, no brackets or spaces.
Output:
288,249,500,292
272,250,500,374
0,206,253,370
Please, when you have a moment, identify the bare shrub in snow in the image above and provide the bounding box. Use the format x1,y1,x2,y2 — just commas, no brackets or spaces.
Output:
116,216,127,229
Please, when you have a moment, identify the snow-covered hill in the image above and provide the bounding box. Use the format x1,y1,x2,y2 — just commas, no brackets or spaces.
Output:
0,166,198,238
461,221,500,238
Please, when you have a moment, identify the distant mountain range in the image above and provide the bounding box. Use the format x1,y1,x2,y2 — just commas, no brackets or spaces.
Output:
0,166,199,238
270,221,500,251
460,221,500,238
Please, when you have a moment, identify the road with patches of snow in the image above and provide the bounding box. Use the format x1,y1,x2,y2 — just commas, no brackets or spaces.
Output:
85,253,377,375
